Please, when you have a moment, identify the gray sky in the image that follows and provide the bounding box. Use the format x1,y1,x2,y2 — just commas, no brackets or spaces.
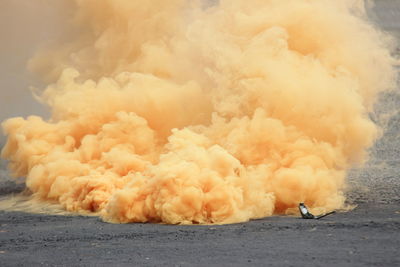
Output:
0,0,72,144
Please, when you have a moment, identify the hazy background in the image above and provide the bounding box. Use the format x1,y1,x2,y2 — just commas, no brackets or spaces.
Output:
0,0,74,144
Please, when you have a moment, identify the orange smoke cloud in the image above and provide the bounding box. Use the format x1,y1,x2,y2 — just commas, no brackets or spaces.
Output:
1,0,397,224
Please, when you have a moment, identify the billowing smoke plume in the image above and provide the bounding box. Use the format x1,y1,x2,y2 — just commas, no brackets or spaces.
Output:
1,0,396,224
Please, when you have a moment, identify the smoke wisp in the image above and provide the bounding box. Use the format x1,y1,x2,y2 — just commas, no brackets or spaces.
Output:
1,0,397,224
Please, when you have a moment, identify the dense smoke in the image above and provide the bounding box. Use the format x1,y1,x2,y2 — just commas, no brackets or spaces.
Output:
1,0,396,224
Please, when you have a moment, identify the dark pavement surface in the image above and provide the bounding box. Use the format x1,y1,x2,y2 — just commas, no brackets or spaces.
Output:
0,204,399,267
0,1,399,266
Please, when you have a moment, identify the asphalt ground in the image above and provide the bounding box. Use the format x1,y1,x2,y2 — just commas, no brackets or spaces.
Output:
0,1,399,266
